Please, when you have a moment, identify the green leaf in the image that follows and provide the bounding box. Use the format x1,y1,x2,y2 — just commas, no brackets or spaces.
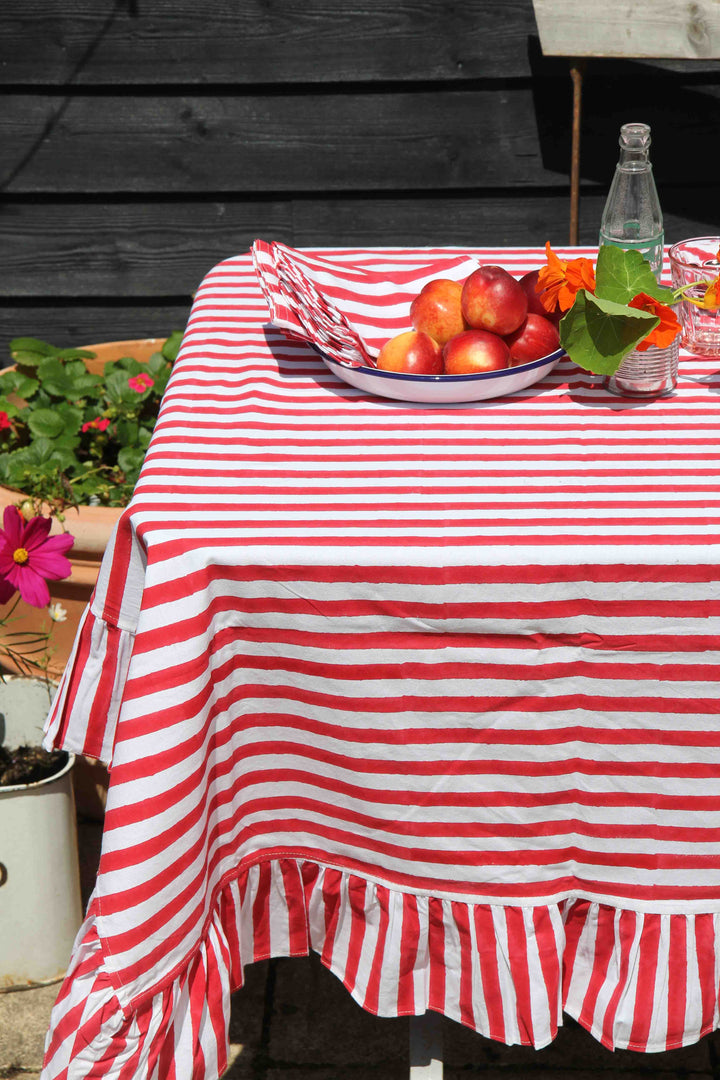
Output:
53,402,84,434
56,348,96,361
12,373,40,400
69,373,102,397
116,418,139,446
559,290,660,375
10,350,48,368
162,331,183,362
117,446,145,473
147,352,171,376
24,437,55,463
10,337,61,357
595,246,675,305
26,407,66,439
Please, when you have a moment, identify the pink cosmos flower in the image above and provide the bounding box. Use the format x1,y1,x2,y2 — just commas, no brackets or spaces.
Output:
81,416,111,433
0,506,74,608
128,373,154,393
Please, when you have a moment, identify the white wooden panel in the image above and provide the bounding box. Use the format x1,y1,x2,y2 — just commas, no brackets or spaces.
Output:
533,0,720,58
409,1014,444,1079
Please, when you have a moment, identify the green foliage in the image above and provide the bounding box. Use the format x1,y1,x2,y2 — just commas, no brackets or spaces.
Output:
0,335,181,513
559,247,677,375
560,292,658,376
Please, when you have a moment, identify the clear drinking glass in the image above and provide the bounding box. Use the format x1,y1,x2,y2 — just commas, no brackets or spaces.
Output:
669,237,720,358
603,335,679,398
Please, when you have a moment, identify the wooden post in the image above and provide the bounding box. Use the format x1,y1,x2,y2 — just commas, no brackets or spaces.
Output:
569,59,585,246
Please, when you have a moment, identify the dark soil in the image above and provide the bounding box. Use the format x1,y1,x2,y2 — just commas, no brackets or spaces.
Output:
0,744,68,787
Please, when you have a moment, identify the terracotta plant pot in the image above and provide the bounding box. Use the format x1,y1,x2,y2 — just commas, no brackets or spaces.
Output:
0,340,165,817
0,338,165,680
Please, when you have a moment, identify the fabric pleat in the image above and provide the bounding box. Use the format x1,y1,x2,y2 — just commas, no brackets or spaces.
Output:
41,859,720,1079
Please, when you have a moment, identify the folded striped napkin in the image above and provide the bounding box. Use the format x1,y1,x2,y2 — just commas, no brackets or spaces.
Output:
251,240,480,368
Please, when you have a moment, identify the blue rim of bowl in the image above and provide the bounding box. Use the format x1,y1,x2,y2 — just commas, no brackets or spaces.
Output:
319,347,566,383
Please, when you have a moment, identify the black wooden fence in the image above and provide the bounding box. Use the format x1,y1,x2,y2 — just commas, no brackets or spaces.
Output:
2,0,719,354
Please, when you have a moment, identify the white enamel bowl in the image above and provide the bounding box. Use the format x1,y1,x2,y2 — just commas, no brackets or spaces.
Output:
320,348,565,404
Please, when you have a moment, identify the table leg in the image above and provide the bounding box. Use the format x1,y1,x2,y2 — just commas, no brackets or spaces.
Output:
409,1012,443,1078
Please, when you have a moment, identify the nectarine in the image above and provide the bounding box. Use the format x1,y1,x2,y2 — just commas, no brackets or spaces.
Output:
461,266,527,336
504,313,560,366
518,269,562,326
443,330,510,375
376,330,443,375
410,279,466,346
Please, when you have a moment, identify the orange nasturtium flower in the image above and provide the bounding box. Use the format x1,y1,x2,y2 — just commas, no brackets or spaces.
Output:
690,274,720,313
628,292,681,351
537,241,596,315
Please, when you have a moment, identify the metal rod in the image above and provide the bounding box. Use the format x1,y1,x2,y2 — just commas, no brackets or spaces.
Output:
569,59,586,246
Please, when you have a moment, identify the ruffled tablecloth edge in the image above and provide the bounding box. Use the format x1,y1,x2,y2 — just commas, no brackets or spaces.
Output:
41,856,720,1079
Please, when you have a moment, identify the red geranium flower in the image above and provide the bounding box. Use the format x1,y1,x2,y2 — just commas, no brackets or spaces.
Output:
0,506,74,608
128,373,154,393
0,411,11,431
628,292,682,351
81,416,111,433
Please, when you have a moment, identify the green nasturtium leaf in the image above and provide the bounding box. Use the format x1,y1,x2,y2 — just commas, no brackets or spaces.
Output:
560,290,660,375
594,245,675,306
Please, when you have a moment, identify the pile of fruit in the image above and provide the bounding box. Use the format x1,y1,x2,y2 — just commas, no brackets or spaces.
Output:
376,266,561,376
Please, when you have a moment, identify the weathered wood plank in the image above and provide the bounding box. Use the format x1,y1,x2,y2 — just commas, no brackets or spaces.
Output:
0,0,539,84
1,89,575,195
0,305,192,362
534,0,720,59
1,192,716,301
4,76,719,197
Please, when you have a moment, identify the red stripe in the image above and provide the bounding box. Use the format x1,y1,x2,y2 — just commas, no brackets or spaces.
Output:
628,913,661,1051
473,905,506,1043
279,859,310,955
451,901,476,1029
342,876,368,993
219,887,243,990
396,893,420,1015
694,913,716,1043
189,951,207,1080
320,868,343,970
154,988,178,1080
251,863,272,961
575,905,614,1034
505,908,534,1044
427,897,446,1013
561,899,587,1008
533,906,561,1041
599,909,637,1049
666,915,688,1049
363,884,390,1014
205,938,229,1078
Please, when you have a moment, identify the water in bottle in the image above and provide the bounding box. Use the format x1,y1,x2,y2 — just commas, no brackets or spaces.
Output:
599,122,664,277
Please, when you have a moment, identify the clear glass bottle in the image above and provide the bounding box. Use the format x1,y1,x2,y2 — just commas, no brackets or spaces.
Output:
599,122,664,277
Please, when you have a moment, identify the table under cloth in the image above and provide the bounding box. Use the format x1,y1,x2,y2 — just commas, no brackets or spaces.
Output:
40,246,720,1079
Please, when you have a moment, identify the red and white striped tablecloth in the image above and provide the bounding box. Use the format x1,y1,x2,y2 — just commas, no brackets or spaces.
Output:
41,247,720,1078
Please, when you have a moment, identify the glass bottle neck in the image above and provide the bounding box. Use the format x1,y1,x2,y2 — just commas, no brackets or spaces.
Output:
618,147,651,171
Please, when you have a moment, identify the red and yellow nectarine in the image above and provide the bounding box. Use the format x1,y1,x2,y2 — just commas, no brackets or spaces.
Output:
376,330,444,375
504,313,560,366
410,279,466,346
442,329,510,375
461,266,527,336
